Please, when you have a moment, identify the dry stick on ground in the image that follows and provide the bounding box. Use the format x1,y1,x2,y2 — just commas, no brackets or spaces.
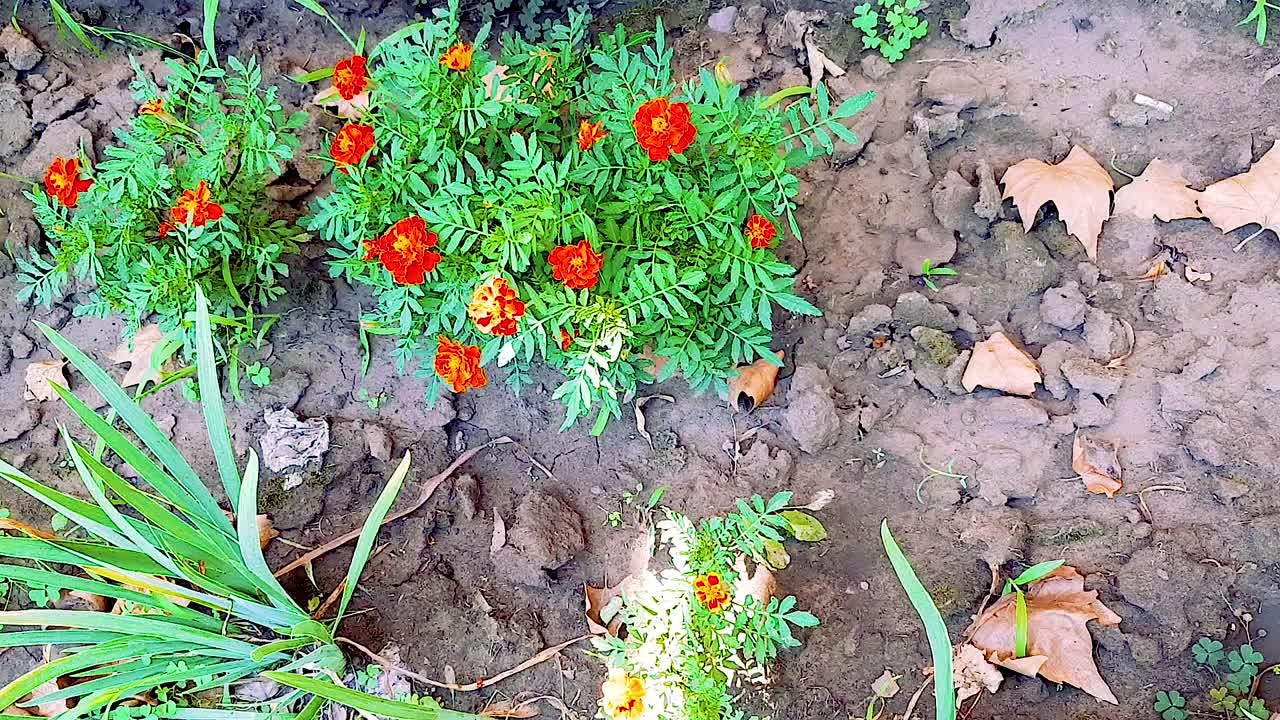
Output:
1136,484,1187,524
338,635,593,692
274,436,515,578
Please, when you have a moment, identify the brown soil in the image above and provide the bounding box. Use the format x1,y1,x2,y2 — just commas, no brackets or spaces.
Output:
3,0,1280,718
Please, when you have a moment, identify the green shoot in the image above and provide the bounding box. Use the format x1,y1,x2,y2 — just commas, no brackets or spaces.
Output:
853,0,930,64
920,258,959,292
1239,0,1280,45
1000,559,1064,658
881,520,955,720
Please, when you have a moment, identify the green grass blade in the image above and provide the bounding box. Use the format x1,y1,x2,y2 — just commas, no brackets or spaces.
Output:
0,564,219,629
158,711,300,720
1010,559,1064,587
0,630,123,647
196,287,242,504
881,520,955,720
294,695,326,720
48,0,101,55
34,322,233,533
0,638,188,708
236,450,304,616
1015,589,1029,658
0,610,256,655
250,637,312,662
0,536,168,575
1,457,136,551
333,452,411,630
264,673,465,720
202,0,218,63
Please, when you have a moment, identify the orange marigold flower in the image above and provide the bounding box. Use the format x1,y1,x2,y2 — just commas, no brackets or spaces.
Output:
467,277,526,337
44,157,93,209
171,180,224,228
547,239,604,290
632,97,697,162
744,214,777,249
364,216,442,285
333,55,369,100
140,99,165,115
331,123,375,173
694,572,731,613
440,43,474,72
600,669,645,720
158,221,176,238
435,335,487,393
577,119,608,151
559,327,574,351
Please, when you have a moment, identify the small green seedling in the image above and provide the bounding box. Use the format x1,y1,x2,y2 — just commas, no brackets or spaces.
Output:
1001,559,1065,658
853,0,930,64
920,258,958,291
354,388,387,410
1155,690,1188,720
1239,0,1279,45
246,361,272,388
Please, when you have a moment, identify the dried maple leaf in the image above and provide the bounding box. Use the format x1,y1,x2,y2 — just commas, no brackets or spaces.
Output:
1001,146,1115,259
961,332,1041,396
1072,432,1122,498
107,324,169,388
1113,158,1202,222
24,360,67,402
966,566,1121,704
727,350,785,412
1199,144,1280,244
584,531,652,636
953,643,1003,702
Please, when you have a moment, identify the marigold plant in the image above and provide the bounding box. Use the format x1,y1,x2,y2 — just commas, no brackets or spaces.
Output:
18,50,305,392
310,2,872,432
591,494,824,720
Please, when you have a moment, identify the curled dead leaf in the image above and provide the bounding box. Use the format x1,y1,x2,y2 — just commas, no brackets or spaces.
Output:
54,590,109,613
634,394,674,450
870,670,900,699
796,489,835,512
961,332,1041,396
727,350,785,413
25,678,71,717
953,643,1003,702
24,360,67,402
107,325,170,389
224,512,280,549
1072,433,1122,498
1113,158,1203,222
0,517,56,540
732,556,776,608
1184,263,1213,283
490,509,507,557
966,566,1121,704
1134,257,1169,282
312,85,369,120
1001,146,1115,259
480,700,540,718
585,531,652,636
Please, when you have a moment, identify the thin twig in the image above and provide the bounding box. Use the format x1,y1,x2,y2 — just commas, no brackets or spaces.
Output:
900,676,932,720
313,579,346,619
275,437,514,577
1136,484,1187,524
915,57,976,64
337,635,592,692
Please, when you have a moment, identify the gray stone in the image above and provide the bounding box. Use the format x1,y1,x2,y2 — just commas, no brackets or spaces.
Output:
1062,357,1124,398
921,65,1004,111
0,84,32,159
783,365,841,453
32,84,86,124
1039,282,1088,330
847,303,892,338
994,221,1061,296
708,6,738,33
363,422,392,462
1036,341,1076,401
21,118,92,177
1072,393,1114,427
1083,307,1121,361
932,170,988,238
860,54,892,81
973,159,1002,221
0,26,42,72
944,349,971,394
733,3,767,35
897,226,957,274
893,292,959,332
913,110,964,150
9,332,34,359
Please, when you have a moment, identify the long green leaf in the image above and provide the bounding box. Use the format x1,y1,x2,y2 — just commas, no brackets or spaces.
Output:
1,457,137,552
881,520,955,720
195,287,242,504
1010,559,1065,587
1014,589,1029,658
0,638,188,709
0,565,218,629
334,452,411,629
0,630,123,647
236,450,304,616
263,673,460,720
202,0,218,64
34,322,233,533
0,610,256,655
0,536,168,575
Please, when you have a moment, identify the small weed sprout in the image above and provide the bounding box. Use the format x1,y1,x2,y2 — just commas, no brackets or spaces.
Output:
920,258,959,291
1239,0,1279,45
853,0,930,64
1001,560,1066,658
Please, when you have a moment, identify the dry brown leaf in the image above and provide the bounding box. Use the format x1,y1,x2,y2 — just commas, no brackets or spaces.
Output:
1185,263,1213,283
585,532,652,636
732,556,776,607
24,360,67,402
1072,433,1122,498
25,678,70,717
634,394,674,450
256,515,279,549
953,643,1003,702
54,590,110,613
638,345,674,381
966,566,1121,704
480,701,540,719
870,670,900,699
1001,146,1115,259
312,85,369,120
727,350,785,412
1199,143,1280,241
1134,258,1169,282
107,325,168,388
490,509,507,557
1113,159,1202,222
961,332,1041,396
0,517,56,540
